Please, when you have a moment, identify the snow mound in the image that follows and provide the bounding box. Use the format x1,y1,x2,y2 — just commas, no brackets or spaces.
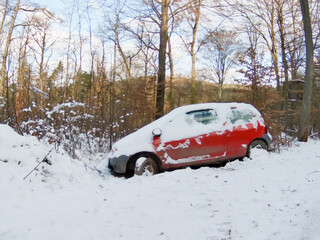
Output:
1,124,320,240
0,124,101,186
0,124,50,179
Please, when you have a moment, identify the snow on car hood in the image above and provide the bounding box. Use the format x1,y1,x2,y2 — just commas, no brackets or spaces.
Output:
108,102,264,158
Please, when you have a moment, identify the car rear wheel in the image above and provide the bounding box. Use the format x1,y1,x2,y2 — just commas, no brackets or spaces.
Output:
134,157,159,176
247,139,268,159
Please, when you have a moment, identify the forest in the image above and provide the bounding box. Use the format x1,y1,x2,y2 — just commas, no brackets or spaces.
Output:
0,0,319,158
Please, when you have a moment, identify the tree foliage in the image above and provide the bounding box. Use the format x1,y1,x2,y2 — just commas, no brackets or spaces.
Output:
0,0,319,157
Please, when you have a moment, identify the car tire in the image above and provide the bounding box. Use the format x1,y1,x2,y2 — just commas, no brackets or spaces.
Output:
134,157,159,176
247,139,268,159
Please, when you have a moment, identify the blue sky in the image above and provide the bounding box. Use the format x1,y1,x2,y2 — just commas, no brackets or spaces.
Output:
39,0,65,14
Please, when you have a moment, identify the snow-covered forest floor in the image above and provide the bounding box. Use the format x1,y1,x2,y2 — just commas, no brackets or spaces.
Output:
1,123,320,240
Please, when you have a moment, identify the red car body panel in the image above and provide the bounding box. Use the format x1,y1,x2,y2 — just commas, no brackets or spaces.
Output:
152,119,268,170
153,130,230,170
227,122,267,159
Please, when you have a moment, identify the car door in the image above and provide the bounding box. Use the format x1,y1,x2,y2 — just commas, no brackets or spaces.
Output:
226,107,257,158
157,109,229,167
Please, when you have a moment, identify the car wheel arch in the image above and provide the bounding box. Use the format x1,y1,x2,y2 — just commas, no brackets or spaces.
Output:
126,152,162,175
246,138,268,158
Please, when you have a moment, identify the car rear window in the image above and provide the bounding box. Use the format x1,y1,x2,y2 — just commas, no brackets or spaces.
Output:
186,109,218,125
230,108,255,124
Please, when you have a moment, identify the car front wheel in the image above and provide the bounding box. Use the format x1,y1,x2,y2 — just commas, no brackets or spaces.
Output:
134,157,159,176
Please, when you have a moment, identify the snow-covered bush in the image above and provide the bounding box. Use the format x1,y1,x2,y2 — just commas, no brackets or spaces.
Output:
20,101,109,160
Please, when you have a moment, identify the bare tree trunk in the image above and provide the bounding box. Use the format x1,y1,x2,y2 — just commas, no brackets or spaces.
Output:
276,0,290,128
168,35,175,110
277,0,289,91
269,0,281,91
298,0,314,142
117,42,131,80
39,39,45,91
65,2,76,102
77,1,83,71
86,0,94,107
1,0,21,122
156,0,170,119
218,82,223,102
1,0,21,93
109,24,118,150
286,0,302,81
0,0,9,41
191,50,197,103
190,0,201,104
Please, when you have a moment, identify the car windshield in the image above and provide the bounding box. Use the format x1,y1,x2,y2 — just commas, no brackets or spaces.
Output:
158,109,221,142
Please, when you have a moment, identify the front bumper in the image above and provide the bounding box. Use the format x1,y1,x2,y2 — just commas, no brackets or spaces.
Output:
108,155,130,174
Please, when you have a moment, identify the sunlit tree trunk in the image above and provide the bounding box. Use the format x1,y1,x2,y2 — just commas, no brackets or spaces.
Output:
167,35,175,110
298,0,314,142
156,0,170,119
188,0,202,104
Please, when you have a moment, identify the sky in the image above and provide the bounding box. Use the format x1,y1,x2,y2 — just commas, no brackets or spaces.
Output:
39,0,65,14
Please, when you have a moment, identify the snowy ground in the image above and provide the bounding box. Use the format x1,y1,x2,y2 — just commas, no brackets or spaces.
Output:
1,123,320,240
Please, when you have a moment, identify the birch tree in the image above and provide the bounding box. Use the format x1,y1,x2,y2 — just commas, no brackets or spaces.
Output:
28,10,57,95
203,29,242,101
178,0,204,104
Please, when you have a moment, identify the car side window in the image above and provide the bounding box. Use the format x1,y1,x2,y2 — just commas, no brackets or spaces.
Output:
186,109,218,125
230,108,254,125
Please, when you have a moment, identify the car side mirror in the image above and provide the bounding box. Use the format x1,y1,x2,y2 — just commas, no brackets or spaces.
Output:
152,128,162,137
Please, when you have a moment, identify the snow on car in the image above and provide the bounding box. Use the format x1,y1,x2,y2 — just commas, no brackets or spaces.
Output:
107,102,272,176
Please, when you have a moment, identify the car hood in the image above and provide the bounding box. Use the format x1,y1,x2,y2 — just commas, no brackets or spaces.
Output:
107,121,160,159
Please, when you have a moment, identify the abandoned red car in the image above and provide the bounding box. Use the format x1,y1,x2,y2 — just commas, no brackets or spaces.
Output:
108,102,272,176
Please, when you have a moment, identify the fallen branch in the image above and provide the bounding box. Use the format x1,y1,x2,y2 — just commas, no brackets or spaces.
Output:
23,147,54,180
